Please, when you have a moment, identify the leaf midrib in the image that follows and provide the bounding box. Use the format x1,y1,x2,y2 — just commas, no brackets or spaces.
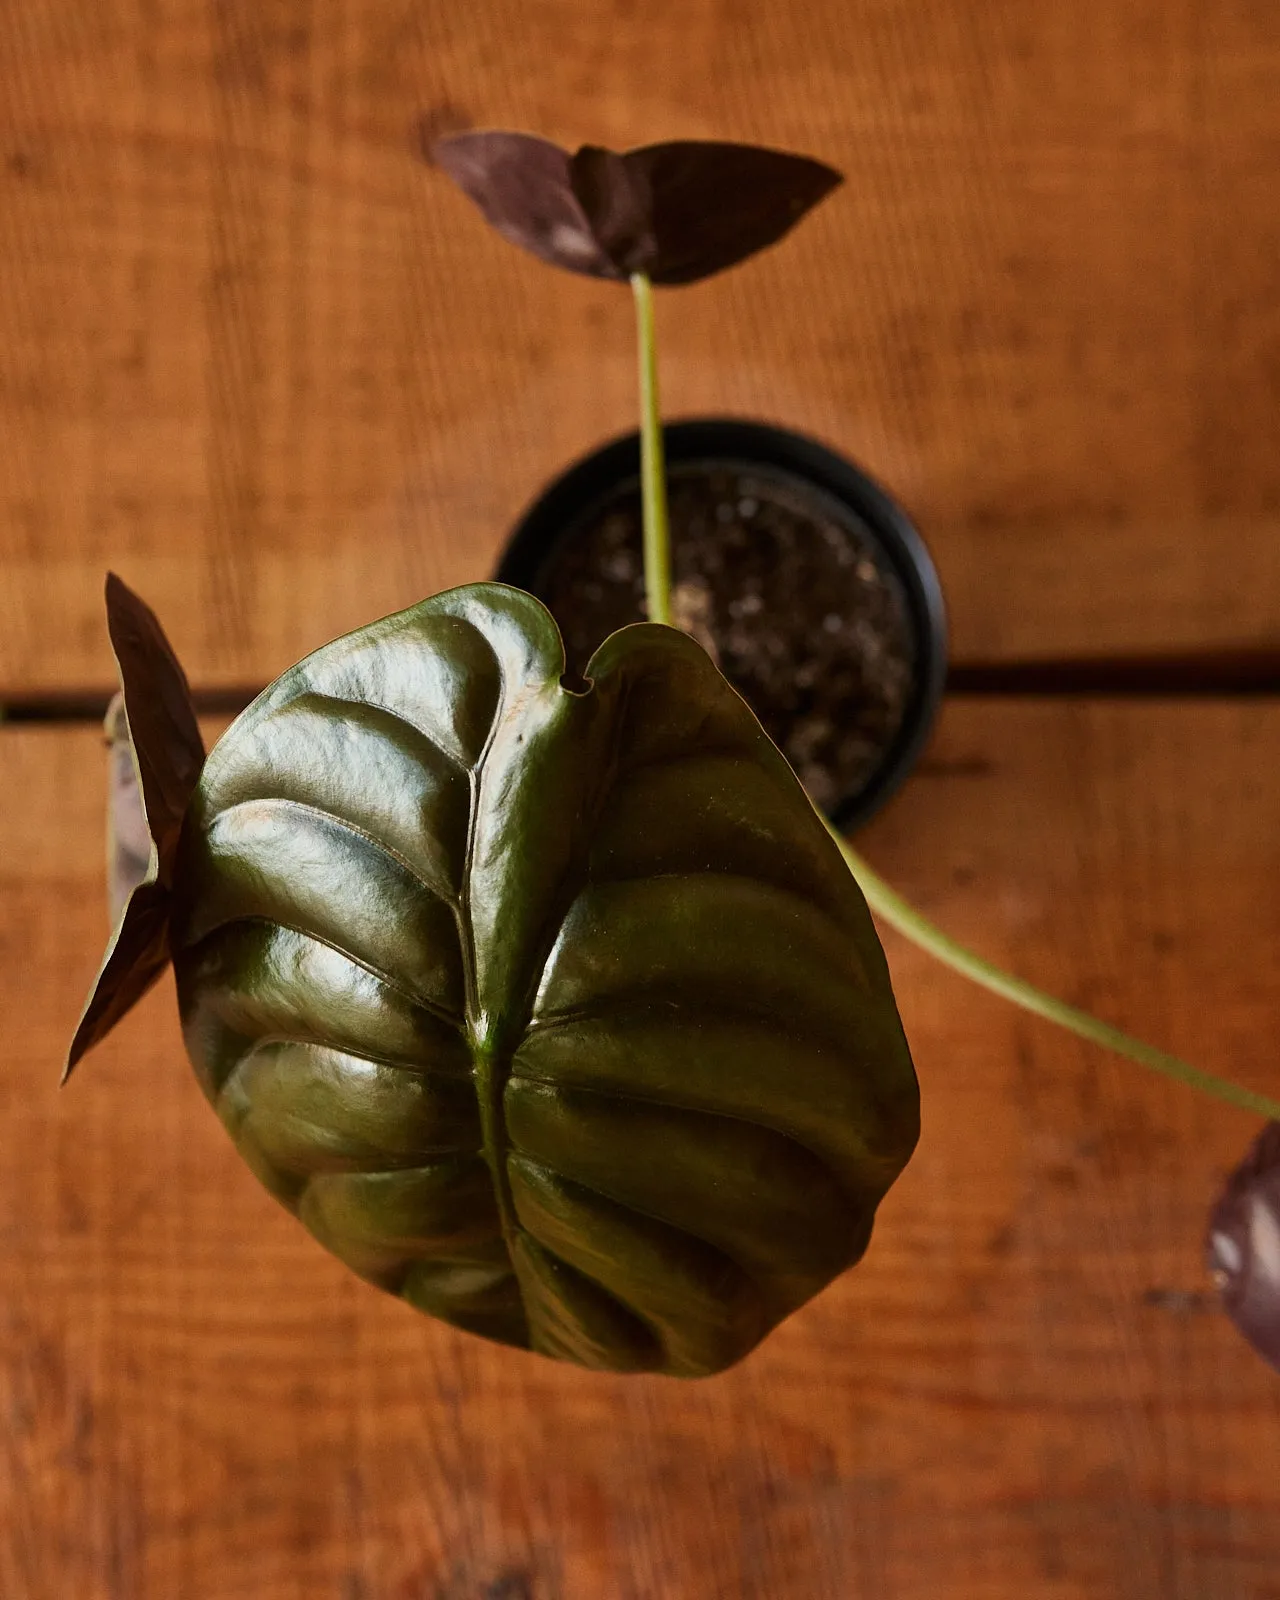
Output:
461,671,623,1300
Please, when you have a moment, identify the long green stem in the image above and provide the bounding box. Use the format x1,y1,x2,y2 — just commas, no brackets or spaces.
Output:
631,272,672,625
831,823,1280,1123
625,266,1277,1126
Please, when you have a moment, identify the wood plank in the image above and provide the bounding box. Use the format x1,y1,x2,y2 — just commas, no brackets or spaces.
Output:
2,700,1278,1598
3,0,1280,693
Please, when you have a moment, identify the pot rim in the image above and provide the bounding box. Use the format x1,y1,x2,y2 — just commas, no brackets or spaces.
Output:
495,415,948,830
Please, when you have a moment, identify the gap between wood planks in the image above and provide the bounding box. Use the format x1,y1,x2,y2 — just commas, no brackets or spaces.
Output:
5,648,1280,724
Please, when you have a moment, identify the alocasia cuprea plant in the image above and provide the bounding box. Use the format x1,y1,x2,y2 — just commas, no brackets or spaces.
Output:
435,131,1280,1375
66,133,1280,1376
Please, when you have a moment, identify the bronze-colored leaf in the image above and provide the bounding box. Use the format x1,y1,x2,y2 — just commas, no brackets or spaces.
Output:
1207,1121,1280,1371
432,132,842,286
65,579,205,1080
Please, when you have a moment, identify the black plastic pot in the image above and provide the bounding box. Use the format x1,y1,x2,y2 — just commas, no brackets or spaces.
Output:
495,418,947,830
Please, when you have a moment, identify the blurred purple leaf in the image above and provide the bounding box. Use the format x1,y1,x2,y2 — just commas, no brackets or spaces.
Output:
430,132,615,279
431,131,842,286
1207,1120,1280,1371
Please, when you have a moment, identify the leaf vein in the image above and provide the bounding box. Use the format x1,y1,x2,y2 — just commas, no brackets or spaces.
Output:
510,1153,768,1307
182,915,466,1033
207,795,459,910
224,1033,474,1082
286,689,475,772
506,1064,877,1209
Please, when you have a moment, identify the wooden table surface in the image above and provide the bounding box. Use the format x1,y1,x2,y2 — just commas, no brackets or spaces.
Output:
3,3,1280,1597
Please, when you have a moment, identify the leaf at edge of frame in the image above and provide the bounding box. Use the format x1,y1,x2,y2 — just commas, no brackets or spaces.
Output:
1207,1120,1280,1371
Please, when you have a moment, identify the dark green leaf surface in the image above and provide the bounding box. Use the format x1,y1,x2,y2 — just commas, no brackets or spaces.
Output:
167,583,917,1375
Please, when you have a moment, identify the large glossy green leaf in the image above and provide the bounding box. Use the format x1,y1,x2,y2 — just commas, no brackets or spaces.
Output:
165,582,917,1375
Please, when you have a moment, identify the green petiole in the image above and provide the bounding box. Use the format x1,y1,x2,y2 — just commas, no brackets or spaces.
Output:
830,825,1280,1123
631,273,673,628
629,262,1280,1126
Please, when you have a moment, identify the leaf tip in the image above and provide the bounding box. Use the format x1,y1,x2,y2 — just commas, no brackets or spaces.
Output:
62,987,112,1085
411,104,474,167
426,126,470,173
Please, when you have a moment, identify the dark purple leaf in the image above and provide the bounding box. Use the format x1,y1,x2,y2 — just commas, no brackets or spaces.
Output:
615,141,843,286
432,131,616,280
1207,1121,1280,1371
105,691,153,925
431,132,842,286
64,883,174,1080
104,572,205,876
64,579,204,1080
568,145,655,276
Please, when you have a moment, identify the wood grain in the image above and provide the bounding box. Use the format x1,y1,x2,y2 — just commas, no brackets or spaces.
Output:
3,0,1280,694
3,702,1278,1599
